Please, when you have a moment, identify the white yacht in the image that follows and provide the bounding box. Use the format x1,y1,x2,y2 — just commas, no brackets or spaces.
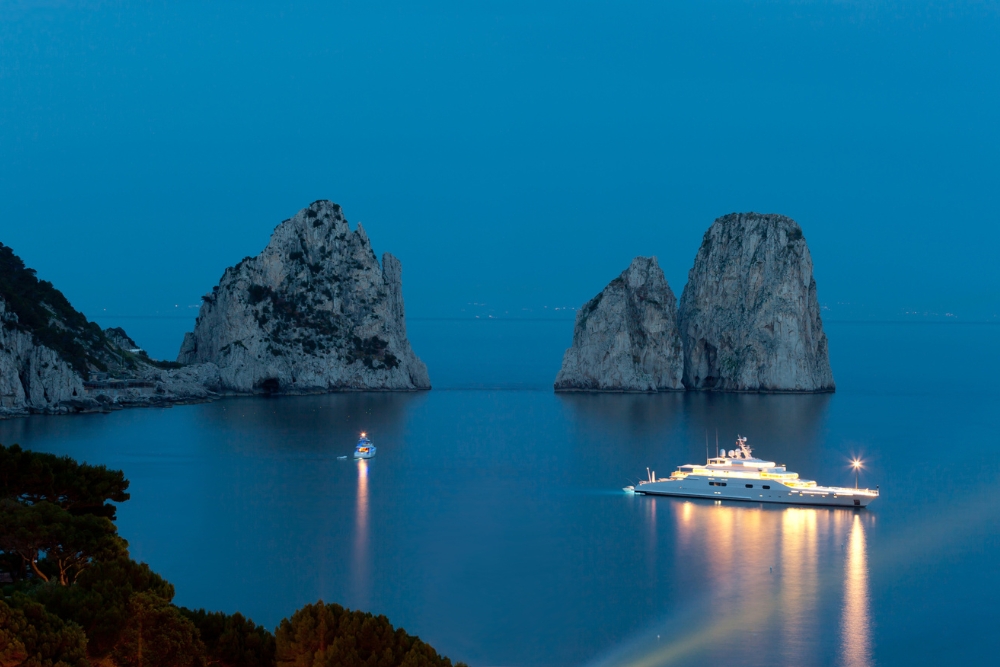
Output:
625,436,879,508
353,433,376,459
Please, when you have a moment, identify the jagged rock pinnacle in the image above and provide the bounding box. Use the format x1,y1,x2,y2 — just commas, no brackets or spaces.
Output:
178,200,430,392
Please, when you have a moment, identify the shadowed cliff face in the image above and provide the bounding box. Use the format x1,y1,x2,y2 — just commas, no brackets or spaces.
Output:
678,213,834,393
554,257,684,392
177,200,429,392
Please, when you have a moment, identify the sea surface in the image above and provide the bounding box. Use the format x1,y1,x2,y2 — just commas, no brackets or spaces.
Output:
2,320,998,667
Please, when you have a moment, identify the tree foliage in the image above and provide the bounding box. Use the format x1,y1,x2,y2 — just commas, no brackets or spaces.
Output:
32,557,173,658
274,602,466,667
110,593,205,667
0,597,89,667
1,445,465,667
0,501,124,586
180,609,276,667
0,445,130,519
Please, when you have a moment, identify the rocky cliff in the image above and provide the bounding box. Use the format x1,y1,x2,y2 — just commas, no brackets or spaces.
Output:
177,200,429,392
0,243,218,417
0,295,90,416
554,257,684,392
678,213,834,392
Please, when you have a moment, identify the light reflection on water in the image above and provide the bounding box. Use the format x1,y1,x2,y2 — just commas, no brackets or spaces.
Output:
594,500,873,667
781,507,819,665
842,514,871,667
352,459,371,607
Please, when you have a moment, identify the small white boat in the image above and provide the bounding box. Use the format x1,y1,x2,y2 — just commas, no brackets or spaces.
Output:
353,432,376,459
631,435,879,508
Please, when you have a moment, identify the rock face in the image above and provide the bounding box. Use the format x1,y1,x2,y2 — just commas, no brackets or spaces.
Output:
0,295,91,416
554,257,684,392
0,242,219,418
678,213,834,392
177,200,429,392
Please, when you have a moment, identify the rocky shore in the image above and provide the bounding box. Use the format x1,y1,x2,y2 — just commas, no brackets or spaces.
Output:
0,296,224,418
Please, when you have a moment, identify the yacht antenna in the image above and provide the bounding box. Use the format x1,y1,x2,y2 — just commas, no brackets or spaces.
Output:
716,429,719,457
705,431,709,463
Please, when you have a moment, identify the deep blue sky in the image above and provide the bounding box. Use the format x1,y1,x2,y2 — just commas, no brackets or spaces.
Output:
2,1,999,354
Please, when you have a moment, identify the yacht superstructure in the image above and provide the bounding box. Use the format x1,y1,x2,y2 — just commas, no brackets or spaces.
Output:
626,436,879,508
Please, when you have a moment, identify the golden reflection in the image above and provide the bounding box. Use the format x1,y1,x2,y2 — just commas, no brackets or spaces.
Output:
676,502,694,548
841,513,871,667
351,459,370,605
644,491,658,582
591,477,1000,667
780,507,818,663
634,500,872,666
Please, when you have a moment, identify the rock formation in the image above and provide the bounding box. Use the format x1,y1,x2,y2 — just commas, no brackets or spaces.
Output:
0,243,219,418
0,295,90,416
177,200,429,392
554,257,684,392
678,213,834,392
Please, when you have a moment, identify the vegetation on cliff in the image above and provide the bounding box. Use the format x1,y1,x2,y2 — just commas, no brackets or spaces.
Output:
0,243,182,382
0,243,109,376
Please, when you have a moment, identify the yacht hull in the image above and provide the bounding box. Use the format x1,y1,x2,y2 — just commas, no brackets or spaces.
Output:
634,479,876,508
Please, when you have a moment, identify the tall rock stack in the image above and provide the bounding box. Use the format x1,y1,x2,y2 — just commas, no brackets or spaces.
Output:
554,257,684,392
678,213,834,392
177,200,430,392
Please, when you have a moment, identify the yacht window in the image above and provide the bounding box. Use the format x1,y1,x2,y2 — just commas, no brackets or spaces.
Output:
763,485,770,490
745,484,753,489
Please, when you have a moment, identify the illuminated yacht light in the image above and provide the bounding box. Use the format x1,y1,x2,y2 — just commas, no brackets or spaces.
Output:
630,435,880,508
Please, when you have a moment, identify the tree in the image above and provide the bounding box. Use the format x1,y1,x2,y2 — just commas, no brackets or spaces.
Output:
180,608,276,667
0,597,89,667
110,593,205,667
0,500,125,585
0,601,28,667
32,556,175,658
0,445,129,519
274,601,466,667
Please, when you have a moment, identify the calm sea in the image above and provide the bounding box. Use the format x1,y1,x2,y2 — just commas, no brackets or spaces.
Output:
2,320,998,667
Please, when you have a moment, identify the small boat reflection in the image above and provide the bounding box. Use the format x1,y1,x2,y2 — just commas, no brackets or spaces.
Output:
351,457,370,607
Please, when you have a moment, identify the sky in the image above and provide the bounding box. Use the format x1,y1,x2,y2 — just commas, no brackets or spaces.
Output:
2,0,1000,356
